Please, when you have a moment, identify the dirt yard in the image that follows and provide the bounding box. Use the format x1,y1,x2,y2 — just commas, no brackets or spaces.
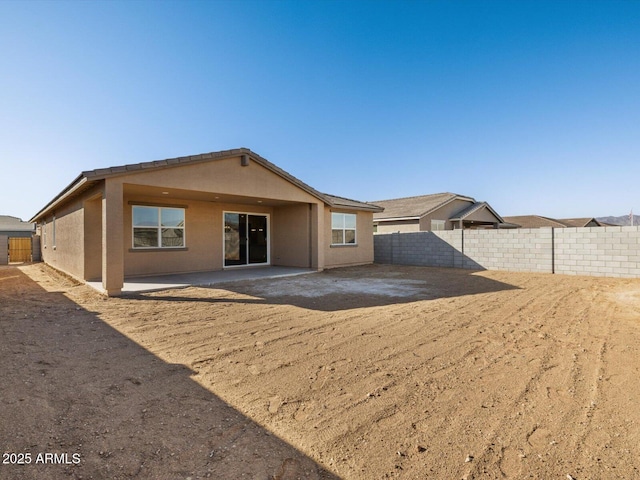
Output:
2,263,640,479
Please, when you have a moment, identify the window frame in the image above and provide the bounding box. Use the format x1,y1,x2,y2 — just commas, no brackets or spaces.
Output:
132,205,186,249
431,219,445,231
331,212,357,246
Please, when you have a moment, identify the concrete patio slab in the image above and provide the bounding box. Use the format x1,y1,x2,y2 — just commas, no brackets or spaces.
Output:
87,266,316,294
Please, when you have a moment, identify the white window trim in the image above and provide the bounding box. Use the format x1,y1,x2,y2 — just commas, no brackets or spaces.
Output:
132,205,186,249
331,212,357,246
52,215,56,249
222,211,271,268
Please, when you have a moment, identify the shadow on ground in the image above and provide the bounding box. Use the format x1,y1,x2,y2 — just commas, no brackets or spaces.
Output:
127,264,520,312
0,266,338,480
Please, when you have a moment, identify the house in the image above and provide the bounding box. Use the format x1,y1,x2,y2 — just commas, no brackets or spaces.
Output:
371,193,507,234
502,215,603,229
0,215,36,264
0,215,35,238
29,148,383,296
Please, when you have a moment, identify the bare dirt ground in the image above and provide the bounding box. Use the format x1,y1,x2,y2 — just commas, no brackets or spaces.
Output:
2,263,640,480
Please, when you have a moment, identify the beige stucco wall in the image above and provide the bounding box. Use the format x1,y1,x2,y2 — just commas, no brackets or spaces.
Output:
84,194,103,281
419,199,474,231
114,156,321,204
374,220,420,234
122,193,283,277
40,196,86,280
123,195,215,277
324,207,375,268
272,203,311,268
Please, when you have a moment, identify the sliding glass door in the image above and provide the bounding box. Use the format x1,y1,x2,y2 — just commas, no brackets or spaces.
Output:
224,212,269,267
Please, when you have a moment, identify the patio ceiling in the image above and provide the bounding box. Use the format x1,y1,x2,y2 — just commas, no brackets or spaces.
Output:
123,183,306,208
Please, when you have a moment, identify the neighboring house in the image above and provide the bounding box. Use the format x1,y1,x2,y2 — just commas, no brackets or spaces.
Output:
372,192,507,234
29,148,383,296
0,215,36,264
0,215,35,238
502,216,603,229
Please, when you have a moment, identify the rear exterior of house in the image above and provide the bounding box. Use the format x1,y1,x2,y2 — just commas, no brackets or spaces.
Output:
30,148,382,295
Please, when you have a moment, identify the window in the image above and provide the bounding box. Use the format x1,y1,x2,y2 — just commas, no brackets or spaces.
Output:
132,206,185,248
42,221,47,248
431,219,445,231
52,215,56,247
331,212,356,245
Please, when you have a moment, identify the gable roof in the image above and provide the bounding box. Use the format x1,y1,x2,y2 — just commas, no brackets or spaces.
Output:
449,202,505,223
502,215,603,228
371,193,474,220
31,148,382,221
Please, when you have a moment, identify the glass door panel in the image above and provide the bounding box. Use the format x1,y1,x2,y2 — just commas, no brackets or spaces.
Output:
248,215,268,264
224,213,268,266
224,213,247,266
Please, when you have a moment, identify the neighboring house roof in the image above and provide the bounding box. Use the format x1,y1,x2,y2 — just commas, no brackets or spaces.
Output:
560,218,603,227
449,201,505,223
371,193,474,220
502,215,603,228
31,148,383,222
502,215,567,228
0,215,35,232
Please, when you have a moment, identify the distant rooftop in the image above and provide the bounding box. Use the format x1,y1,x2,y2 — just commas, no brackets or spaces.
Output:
371,192,474,219
0,215,35,231
502,215,602,228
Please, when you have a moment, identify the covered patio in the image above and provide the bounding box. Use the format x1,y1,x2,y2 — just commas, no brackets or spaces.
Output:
87,266,315,294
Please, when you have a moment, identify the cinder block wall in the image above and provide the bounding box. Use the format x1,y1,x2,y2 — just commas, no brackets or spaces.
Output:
555,226,640,277
374,226,640,278
373,231,463,268
373,233,393,264
462,228,553,272
0,235,7,265
32,235,42,262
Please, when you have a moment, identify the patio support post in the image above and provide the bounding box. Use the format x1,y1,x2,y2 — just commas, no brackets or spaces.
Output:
102,180,124,296
310,203,325,270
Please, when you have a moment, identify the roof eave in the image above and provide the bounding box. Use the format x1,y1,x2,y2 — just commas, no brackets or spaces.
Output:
29,175,91,223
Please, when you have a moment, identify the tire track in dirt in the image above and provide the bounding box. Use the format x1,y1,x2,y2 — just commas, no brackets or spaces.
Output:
414,283,594,479
461,281,626,480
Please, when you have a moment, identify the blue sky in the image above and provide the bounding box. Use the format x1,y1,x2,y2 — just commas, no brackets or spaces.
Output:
1,0,638,221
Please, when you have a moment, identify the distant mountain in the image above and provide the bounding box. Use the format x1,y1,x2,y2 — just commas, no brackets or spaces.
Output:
597,215,639,226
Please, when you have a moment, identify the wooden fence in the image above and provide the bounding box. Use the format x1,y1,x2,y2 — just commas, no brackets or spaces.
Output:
8,237,32,262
